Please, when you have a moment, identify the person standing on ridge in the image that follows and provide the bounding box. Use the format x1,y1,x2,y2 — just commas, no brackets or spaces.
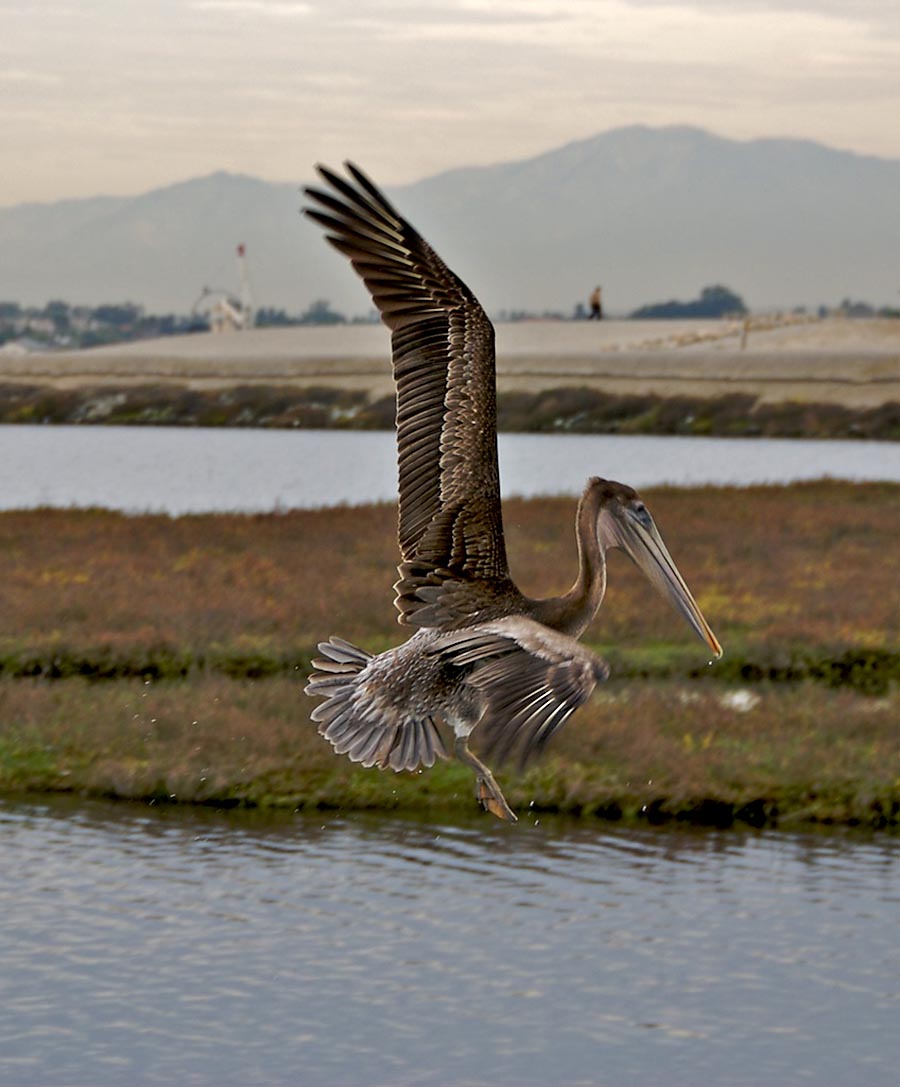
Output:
589,285,603,320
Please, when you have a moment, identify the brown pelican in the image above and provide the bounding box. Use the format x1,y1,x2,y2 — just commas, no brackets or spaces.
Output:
303,164,722,821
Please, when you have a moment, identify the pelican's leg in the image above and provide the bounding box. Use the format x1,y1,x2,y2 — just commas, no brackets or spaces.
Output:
454,738,518,822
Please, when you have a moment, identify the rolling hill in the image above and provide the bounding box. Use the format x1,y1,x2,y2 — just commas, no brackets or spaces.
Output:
2,125,899,316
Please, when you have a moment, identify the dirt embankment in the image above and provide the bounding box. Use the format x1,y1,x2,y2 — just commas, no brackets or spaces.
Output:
3,318,899,409
1,318,899,437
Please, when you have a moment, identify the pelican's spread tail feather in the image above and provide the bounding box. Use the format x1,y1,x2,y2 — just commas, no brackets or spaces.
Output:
305,636,447,772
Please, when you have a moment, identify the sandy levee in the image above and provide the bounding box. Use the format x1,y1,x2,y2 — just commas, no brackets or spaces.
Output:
3,316,899,409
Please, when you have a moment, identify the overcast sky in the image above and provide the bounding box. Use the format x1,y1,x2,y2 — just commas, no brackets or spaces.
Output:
4,0,900,206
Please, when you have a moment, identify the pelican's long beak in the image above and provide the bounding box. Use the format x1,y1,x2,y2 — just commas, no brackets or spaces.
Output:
612,510,723,659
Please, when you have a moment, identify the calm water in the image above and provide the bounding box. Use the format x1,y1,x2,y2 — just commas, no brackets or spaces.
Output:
1,797,897,1087
0,425,898,513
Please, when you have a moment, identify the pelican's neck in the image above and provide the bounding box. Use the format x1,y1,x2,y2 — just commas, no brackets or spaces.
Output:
532,482,607,637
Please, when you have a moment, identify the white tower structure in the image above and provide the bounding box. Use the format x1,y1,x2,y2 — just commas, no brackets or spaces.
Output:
191,244,256,332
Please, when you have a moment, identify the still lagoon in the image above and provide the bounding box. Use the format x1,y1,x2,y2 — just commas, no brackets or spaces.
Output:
1,797,897,1087
0,425,898,513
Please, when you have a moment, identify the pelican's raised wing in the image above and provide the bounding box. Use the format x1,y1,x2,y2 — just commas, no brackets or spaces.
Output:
304,165,516,624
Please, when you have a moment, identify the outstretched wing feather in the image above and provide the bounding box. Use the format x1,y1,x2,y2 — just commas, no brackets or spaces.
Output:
303,164,511,606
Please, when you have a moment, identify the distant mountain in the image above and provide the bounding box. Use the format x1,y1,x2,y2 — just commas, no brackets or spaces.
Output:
0,172,308,316
3,126,900,315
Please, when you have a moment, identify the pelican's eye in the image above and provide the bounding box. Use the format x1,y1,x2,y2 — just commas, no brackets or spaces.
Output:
630,501,652,529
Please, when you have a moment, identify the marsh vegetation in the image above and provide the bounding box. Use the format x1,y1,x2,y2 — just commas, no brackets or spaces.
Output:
1,381,898,439
0,482,897,826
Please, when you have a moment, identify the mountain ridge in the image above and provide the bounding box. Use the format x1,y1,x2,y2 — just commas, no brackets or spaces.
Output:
3,126,899,314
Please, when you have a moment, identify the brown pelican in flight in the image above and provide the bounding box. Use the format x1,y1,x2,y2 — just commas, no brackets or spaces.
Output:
303,164,722,821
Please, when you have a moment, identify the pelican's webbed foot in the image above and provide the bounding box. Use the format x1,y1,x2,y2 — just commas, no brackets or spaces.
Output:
455,738,518,822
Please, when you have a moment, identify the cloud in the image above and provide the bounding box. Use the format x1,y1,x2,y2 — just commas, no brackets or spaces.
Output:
2,0,900,204
190,0,313,16
0,68,62,85
626,0,900,24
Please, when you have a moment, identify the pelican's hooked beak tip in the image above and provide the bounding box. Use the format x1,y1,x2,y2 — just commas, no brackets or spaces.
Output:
700,624,723,661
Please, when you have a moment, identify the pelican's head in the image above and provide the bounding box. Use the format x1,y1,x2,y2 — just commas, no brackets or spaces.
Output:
591,479,723,659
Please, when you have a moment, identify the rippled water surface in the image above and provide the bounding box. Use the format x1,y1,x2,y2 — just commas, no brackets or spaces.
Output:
0,426,898,513
1,798,897,1086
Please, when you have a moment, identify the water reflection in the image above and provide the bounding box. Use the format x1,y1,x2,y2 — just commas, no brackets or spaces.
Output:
1,797,897,1086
